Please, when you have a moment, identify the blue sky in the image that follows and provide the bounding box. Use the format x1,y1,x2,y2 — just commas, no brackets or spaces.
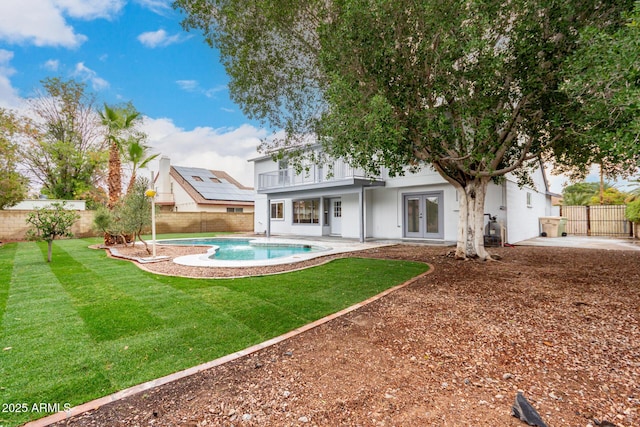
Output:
0,0,263,187
0,0,631,193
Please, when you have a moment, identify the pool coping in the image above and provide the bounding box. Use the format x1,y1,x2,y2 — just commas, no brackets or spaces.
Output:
22,263,434,427
163,237,389,268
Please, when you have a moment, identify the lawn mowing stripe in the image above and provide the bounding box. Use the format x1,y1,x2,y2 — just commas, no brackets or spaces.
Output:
0,242,112,427
47,240,268,387
158,258,429,338
44,242,164,342
57,240,304,341
0,242,17,332
3,239,429,427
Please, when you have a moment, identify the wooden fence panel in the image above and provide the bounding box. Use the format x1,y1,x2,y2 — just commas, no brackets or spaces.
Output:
589,205,629,236
560,205,631,236
562,206,588,235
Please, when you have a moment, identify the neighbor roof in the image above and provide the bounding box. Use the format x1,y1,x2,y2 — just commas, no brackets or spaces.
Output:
171,166,254,205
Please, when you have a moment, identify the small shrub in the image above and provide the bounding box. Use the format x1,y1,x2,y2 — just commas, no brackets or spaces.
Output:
25,202,80,262
626,199,640,223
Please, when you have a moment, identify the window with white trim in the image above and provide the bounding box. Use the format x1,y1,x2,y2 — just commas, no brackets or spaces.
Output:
293,199,320,224
270,201,284,220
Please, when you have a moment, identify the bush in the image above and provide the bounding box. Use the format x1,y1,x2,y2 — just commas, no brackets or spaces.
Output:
626,199,640,223
25,202,80,262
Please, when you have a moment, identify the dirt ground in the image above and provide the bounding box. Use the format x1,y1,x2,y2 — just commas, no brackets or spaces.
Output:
50,244,639,427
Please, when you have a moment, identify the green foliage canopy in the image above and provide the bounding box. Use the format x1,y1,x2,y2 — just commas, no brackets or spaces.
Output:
175,0,635,259
93,177,154,251
555,1,640,181
626,198,640,222
100,103,144,208
0,108,29,208
20,78,107,202
25,202,80,262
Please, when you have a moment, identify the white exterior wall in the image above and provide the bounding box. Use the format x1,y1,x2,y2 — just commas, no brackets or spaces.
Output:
340,193,360,239
254,194,269,234
6,199,86,210
368,167,459,240
253,156,552,243
503,168,550,243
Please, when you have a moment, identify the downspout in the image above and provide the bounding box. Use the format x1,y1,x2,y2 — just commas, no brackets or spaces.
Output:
266,196,271,237
359,187,364,243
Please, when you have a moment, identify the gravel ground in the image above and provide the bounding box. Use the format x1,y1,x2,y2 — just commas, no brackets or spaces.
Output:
50,244,639,427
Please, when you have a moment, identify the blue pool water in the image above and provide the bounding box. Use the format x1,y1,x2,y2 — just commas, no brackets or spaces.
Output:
157,238,319,261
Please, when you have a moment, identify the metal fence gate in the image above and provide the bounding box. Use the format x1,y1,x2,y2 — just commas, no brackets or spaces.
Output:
560,205,632,236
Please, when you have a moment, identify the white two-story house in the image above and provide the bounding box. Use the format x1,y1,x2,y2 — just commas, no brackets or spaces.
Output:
251,153,558,244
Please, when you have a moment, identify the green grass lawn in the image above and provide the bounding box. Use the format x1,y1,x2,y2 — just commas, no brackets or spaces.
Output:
0,236,428,426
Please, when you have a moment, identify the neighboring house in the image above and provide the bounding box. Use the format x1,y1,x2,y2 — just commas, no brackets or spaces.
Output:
251,152,559,244
155,156,255,213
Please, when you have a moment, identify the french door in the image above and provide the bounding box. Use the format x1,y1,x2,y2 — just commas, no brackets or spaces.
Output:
404,192,444,239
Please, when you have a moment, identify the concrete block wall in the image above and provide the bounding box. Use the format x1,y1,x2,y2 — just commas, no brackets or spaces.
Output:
0,210,96,241
155,212,254,234
0,211,254,241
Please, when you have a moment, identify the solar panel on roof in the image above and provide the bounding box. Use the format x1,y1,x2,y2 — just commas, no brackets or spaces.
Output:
174,165,255,202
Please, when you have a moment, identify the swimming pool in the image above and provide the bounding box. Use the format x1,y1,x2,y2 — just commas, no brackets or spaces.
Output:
157,238,324,261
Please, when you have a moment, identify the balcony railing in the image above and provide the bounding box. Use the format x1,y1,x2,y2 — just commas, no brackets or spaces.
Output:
258,160,382,191
155,192,175,204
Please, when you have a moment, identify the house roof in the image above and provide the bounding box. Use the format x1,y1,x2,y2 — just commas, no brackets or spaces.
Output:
171,166,255,205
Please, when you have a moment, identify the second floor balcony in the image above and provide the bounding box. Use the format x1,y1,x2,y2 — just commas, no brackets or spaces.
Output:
257,160,385,193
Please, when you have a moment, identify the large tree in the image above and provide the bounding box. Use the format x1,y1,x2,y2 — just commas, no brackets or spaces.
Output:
99,103,143,208
0,108,29,208
124,140,158,195
554,2,640,181
175,0,634,259
20,78,107,202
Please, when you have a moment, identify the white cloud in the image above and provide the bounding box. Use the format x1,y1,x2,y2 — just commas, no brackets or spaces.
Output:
134,0,172,15
141,117,265,187
43,59,60,71
0,1,124,48
176,79,226,98
0,50,24,109
0,0,86,48
138,29,188,48
176,79,199,91
55,0,125,20
73,62,109,91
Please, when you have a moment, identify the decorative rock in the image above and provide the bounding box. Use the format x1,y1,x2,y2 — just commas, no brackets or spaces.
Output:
503,373,513,380
511,392,548,427
298,416,309,423
242,414,252,421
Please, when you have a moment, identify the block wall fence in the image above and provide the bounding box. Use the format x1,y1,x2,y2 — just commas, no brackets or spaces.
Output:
0,211,254,241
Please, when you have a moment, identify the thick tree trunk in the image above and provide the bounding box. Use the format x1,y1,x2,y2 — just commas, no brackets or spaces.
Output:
107,142,121,209
454,177,492,260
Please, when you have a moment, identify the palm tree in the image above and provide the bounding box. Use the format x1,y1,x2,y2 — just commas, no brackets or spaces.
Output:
125,139,159,195
100,104,141,208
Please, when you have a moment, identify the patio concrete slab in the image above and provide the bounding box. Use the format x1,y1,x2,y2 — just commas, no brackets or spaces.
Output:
515,235,640,251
